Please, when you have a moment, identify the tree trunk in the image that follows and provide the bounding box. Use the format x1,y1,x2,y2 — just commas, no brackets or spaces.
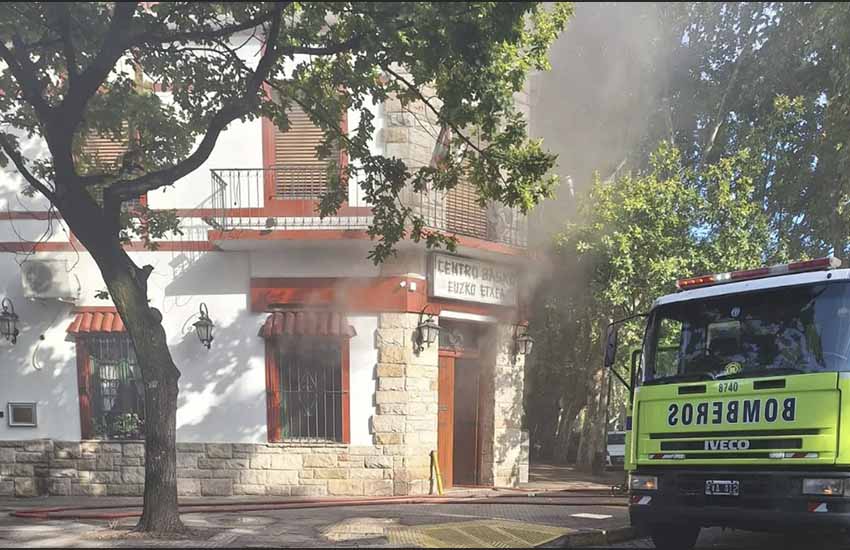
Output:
554,399,584,464
136,369,182,532
576,360,608,472
86,240,185,534
553,409,572,464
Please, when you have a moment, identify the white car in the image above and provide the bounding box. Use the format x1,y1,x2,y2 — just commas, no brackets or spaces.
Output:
605,431,626,469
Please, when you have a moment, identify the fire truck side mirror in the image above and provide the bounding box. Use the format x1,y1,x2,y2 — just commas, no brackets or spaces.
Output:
603,324,619,370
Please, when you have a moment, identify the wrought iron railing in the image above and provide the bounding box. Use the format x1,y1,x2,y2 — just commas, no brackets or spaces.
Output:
208,167,527,247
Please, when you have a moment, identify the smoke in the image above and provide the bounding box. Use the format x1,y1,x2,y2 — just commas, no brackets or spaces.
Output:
530,2,667,244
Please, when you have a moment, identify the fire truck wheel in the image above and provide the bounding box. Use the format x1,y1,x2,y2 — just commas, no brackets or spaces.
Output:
650,525,700,550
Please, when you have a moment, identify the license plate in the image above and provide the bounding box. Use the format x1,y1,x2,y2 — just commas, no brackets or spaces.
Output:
705,479,739,496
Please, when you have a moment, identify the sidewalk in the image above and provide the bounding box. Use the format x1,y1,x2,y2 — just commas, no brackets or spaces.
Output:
0,463,634,548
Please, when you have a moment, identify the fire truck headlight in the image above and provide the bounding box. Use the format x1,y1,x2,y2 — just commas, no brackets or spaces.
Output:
630,475,658,491
802,478,844,496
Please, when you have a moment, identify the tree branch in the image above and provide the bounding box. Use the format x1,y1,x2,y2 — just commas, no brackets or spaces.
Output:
60,1,139,128
280,35,362,56
48,2,78,81
381,64,489,161
103,4,286,206
0,39,53,119
131,5,287,46
0,134,57,202
702,10,757,163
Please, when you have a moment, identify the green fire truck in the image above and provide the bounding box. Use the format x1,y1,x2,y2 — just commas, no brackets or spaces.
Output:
605,256,850,549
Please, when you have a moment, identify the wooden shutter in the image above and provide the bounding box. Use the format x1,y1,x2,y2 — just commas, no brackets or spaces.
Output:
265,340,282,442
75,340,94,440
272,106,331,199
80,129,128,170
446,181,488,240
79,128,145,209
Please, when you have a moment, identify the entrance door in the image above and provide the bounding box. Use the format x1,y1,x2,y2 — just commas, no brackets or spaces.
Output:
453,359,481,486
437,355,455,489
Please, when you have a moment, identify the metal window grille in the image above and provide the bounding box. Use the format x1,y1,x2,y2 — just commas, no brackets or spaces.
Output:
87,336,145,440
276,337,344,442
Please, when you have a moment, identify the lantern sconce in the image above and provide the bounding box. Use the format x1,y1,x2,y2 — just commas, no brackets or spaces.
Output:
414,306,440,354
193,302,214,350
513,323,534,359
0,297,19,345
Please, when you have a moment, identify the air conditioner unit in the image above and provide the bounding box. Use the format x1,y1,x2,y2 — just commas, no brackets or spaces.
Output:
21,260,76,301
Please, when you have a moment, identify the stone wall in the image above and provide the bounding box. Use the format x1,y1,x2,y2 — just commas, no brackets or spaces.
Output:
373,312,440,495
478,324,527,488
0,440,401,498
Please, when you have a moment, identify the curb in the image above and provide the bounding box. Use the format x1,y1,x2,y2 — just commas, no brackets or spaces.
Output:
539,526,638,548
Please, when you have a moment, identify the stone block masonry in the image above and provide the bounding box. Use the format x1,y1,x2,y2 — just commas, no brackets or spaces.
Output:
0,440,412,498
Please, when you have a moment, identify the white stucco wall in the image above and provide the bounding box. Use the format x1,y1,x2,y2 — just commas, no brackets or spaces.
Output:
0,251,80,439
348,315,378,446
0,242,382,444
250,245,380,278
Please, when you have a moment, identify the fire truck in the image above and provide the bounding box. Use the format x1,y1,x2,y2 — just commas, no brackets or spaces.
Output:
606,257,850,549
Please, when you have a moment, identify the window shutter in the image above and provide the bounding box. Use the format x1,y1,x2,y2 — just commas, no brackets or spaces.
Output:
446,181,488,240
272,106,333,199
80,130,128,169
79,128,145,210
75,341,94,440
265,340,282,442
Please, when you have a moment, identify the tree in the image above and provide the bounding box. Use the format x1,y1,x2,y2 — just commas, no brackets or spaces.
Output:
638,2,850,261
527,142,770,467
0,2,570,533
528,2,850,466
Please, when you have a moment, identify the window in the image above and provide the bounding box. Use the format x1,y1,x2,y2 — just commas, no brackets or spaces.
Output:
259,309,354,444
272,105,337,199
646,281,850,382
273,337,346,442
78,128,147,211
654,318,683,379
79,336,145,440
7,403,37,427
607,432,626,445
262,89,347,203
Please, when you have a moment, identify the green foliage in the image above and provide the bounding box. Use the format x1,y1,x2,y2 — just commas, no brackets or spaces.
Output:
526,143,771,454
0,2,569,259
639,2,850,260
559,143,769,320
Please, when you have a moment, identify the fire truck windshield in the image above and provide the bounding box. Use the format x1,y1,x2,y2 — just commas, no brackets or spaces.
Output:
645,281,850,383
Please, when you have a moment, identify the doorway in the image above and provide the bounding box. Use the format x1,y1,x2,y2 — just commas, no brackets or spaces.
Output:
453,358,481,486
437,351,482,489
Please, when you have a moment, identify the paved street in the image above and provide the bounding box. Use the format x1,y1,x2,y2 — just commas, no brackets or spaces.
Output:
598,527,850,549
0,493,630,548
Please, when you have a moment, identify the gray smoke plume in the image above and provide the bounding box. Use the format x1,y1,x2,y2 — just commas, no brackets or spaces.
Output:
530,2,666,244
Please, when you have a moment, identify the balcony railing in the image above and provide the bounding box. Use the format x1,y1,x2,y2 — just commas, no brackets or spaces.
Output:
208,167,527,247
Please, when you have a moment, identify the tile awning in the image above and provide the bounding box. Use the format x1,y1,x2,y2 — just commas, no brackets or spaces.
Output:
67,310,125,334
259,310,356,339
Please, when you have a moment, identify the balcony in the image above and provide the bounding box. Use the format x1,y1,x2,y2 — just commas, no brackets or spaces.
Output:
206,167,527,248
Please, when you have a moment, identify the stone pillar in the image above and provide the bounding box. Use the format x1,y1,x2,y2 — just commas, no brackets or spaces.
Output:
381,77,446,230
374,312,439,495
479,324,526,488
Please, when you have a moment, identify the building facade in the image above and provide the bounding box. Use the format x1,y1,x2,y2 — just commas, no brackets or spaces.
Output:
0,67,532,498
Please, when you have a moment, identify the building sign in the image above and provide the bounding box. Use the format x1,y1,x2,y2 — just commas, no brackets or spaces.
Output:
429,253,518,306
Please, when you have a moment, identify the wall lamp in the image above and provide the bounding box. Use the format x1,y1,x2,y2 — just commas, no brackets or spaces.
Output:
0,298,19,345
414,306,440,354
193,302,214,349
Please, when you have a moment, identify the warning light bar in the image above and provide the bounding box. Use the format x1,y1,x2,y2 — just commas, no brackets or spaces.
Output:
676,256,842,291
